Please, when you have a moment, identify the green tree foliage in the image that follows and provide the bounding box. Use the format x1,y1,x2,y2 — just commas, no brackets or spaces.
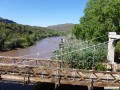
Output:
115,41,120,55
72,0,120,42
0,22,60,51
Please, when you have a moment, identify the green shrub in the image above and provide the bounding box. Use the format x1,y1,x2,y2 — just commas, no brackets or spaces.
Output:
96,63,106,71
53,37,107,70
115,41,120,54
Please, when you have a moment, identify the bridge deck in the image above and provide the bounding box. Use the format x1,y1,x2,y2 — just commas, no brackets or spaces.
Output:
0,56,120,87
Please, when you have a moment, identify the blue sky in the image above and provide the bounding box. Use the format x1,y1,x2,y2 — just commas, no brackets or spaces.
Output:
0,0,88,27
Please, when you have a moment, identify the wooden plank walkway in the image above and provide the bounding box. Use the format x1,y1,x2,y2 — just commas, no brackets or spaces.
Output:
0,56,120,88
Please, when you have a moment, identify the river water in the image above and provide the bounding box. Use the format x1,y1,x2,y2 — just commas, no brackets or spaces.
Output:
0,37,61,59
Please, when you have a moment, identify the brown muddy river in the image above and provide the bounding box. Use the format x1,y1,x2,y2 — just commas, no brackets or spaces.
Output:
0,37,61,59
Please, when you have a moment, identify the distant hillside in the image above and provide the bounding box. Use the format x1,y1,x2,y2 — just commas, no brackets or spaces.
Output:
47,23,74,32
0,17,59,51
0,17,16,23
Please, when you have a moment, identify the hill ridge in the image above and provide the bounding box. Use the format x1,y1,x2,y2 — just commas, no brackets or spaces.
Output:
0,17,16,24
47,23,74,31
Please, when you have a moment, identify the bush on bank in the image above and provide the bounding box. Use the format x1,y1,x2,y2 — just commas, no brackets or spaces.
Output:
53,36,107,70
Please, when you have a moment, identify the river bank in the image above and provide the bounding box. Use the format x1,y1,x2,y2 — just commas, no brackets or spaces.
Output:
0,37,62,59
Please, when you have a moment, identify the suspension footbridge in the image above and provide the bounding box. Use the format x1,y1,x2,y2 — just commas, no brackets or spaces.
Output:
0,32,120,90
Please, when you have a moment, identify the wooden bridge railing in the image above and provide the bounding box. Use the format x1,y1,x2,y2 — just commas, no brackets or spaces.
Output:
0,56,72,68
0,64,120,87
0,56,120,87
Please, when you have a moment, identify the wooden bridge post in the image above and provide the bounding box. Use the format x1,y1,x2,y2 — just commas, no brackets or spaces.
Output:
47,60,50,68
88,70,94,90
88,86,90,90
27,67,30,84
23,65,26,85
59,38,64,49
55,61,61,89
87,80,93,90
35,60,38,66
90,78,93,90
24,66,30,85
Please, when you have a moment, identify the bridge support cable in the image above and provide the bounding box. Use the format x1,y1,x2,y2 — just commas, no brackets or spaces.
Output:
63,35,107,50
56,41,108,58
63,41,108,69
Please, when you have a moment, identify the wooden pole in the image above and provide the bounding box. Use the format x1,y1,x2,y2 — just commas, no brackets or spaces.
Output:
90,78,93,90
88,86,90,90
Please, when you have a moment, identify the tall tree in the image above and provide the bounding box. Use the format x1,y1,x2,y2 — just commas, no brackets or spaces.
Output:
72,0,120,42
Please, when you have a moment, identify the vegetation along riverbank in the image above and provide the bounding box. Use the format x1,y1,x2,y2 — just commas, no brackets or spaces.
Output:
0,17,62,51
